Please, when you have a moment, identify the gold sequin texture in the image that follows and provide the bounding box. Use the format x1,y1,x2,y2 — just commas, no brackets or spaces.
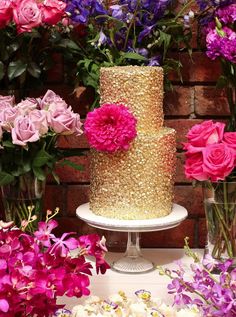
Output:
89,66,176,220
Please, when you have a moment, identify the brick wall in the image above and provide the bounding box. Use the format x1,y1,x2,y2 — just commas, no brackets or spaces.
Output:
0,36,229,251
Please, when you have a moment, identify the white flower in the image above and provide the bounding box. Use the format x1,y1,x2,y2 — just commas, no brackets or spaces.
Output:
108,294,125,305
84,295,101,305
129,302,147,317
71,305,89,317
176,306,201,317
158,303,176,317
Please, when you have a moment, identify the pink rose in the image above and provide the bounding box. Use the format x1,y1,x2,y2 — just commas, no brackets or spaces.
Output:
223,132,236,150
49,108,77,135
0,0,13,28
40,90,68,112
184,120,225,153
74,114,83,136
202,143,235,182
16,99,38,115
12,116,40,146
13,0,42,33
0,107,19,132
29,109,48,135
39,0,66,25
184,152,208,181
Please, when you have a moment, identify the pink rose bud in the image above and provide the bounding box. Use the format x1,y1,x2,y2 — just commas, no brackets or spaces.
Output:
11,115,40,147
50,108,77,135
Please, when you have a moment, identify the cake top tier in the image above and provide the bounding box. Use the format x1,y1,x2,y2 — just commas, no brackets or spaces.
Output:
100,66,164,134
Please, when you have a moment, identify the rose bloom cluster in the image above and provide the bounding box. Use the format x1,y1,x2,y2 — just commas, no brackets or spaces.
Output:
0,0,67,33
184,120,236,182
55,289,201,317
0,219,110,316
0,90,82,148
84,104,137,153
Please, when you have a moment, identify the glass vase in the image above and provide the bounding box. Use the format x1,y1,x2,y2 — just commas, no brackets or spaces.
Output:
203,181,236,266
1,172,45,232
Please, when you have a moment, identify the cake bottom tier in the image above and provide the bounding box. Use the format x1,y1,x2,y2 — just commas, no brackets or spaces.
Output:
89,127,176,220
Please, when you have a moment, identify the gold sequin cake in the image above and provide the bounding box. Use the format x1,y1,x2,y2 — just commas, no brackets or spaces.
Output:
89,66,176,219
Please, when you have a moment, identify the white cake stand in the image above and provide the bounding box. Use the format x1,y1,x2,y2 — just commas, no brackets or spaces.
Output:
76,203,188,274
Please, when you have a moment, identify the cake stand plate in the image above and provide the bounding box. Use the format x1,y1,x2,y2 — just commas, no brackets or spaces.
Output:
76,203,188,274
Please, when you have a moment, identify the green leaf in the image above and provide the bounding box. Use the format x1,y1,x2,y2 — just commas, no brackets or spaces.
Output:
0,61,4,80
2,140,15,148
216,75,228,89
120,52,147,61
52,170,60,184
59,39,80,51
27,62,41,78
59,159,84,171
8,60,27,81
0,171,14,186
32,166,46,181
32,148,53,167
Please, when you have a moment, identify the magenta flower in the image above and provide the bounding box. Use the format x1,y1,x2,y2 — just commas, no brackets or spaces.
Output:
34,219,57,247
84,103,137,153
0,219,109,316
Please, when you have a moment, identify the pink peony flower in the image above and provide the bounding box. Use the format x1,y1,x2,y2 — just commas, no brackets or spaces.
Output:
0,0,13,29
202,143,235,182
185,120,225,153
13,0,42,33
39,0,67,25
184,152,208,181
84,103,137,153
11,115,40,146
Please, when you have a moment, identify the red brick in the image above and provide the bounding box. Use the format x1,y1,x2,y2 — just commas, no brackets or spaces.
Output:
55,154,90,183
58,133,89,149
174,185,204,217
141,219,195,248
164,86,193,116
43,184,66,216
176,152,188,183
169,52,221,82
67,185,89,216
198,218,207,248
165,119,203,149
194,86,229,116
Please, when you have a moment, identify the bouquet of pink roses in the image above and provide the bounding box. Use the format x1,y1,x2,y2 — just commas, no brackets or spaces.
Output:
184,120,236,263
0,216,109,317
0,89,83,231
0,0,71,94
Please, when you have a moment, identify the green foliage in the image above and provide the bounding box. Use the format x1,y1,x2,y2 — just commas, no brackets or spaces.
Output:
0,25,71,93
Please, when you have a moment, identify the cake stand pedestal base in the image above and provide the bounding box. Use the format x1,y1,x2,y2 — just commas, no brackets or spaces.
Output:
76,203,188,274
112,232,154,273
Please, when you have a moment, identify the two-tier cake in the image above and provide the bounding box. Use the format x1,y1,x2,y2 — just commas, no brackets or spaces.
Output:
89,66,176,220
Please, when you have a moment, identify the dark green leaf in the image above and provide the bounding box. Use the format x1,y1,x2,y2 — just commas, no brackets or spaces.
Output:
32,166,46,181
59,159,84,171
2,140,15,148
0,61,4,80
52,170,60,184
27,62,41,78
8,60,27,81
32,148,53,167
216,75,228,89
0,171,14,186
59,39,80,51
120,52,147,61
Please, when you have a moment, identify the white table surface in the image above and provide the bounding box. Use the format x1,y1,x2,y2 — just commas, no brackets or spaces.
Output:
59,248,204,309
